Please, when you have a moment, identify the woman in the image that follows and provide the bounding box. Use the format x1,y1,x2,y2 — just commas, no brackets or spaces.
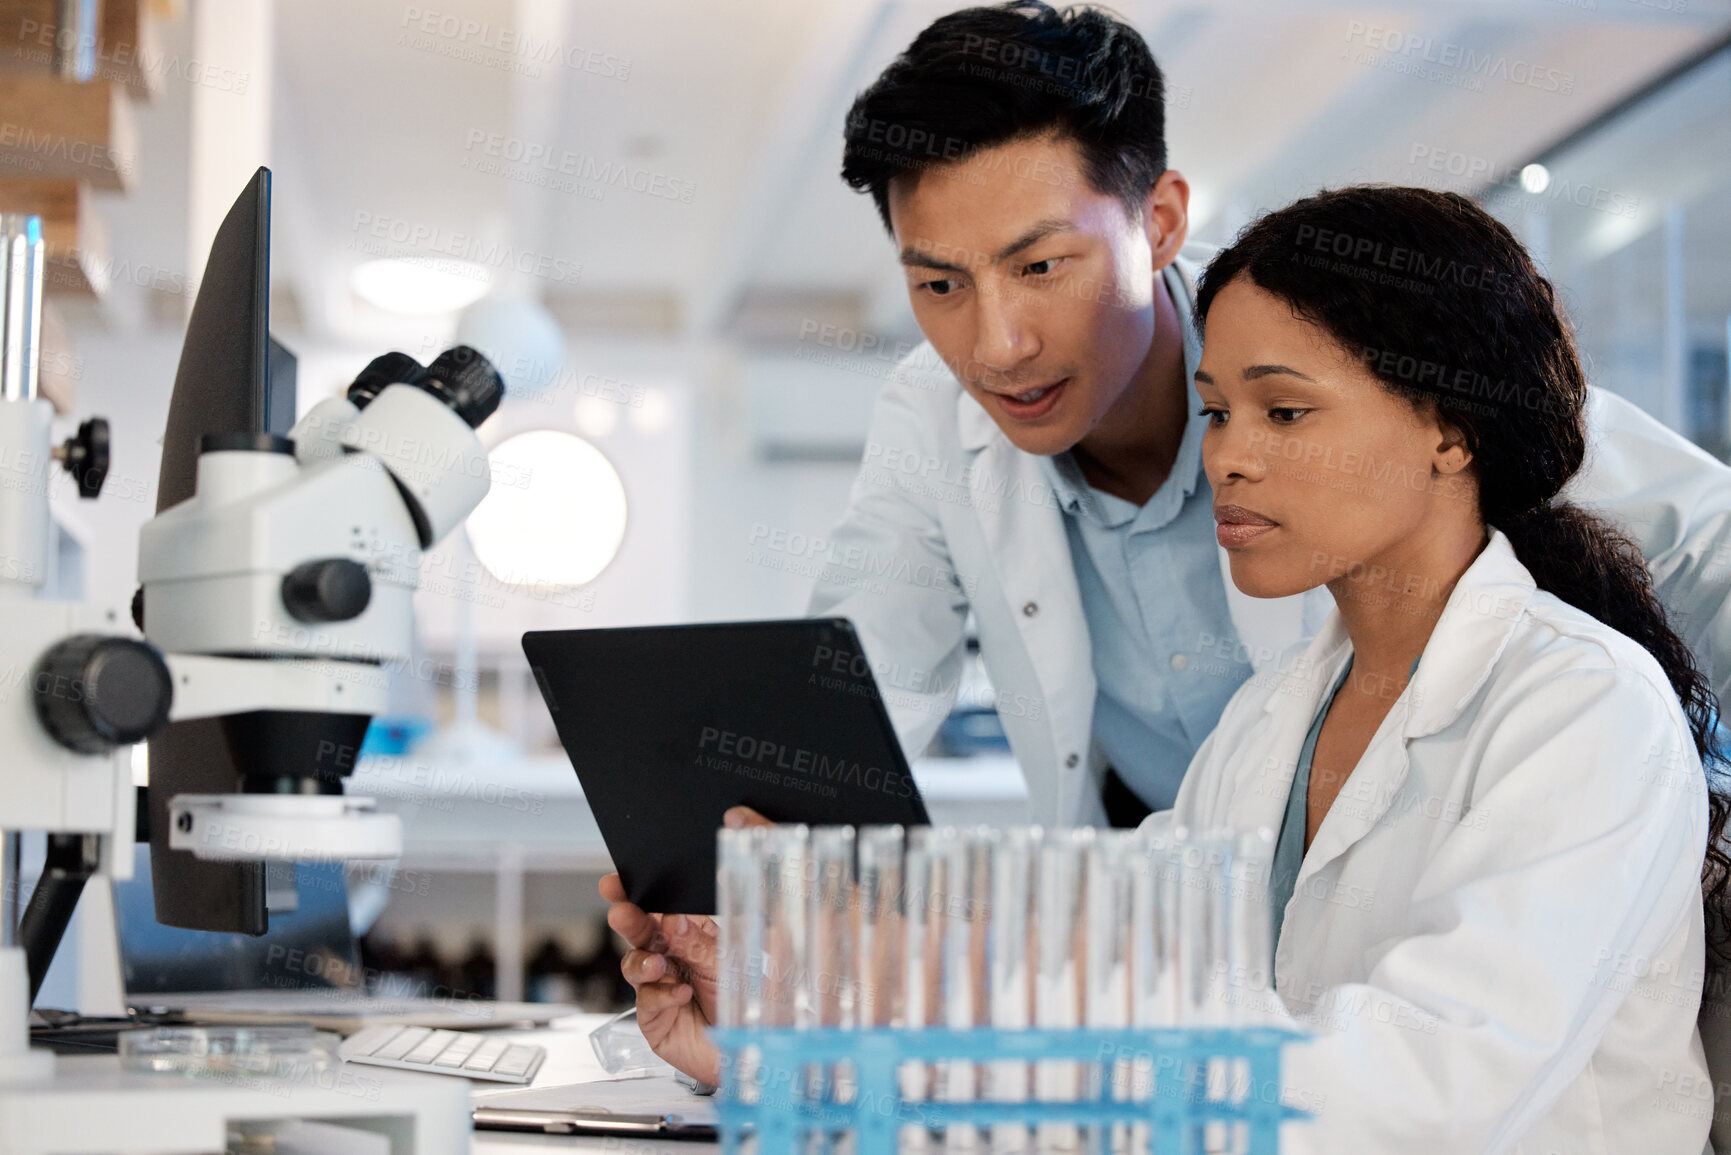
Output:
1166,185,1728,1153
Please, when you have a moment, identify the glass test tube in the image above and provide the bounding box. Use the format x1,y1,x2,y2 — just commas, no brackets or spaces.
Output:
1227,827,1277,1020
1178,828,1237,1155
761,825,813,1029
1084,831,1139,1155
1175,828,1235,1026
718,825,768,1030
759,825,811,1131
856,825,906,1031
1124,829,1178,1150
1132,828,1182,1030
809,826,858,1031
987,826,1039,1155
1035,827,1092,1154
809,826,857,1128
902,827,945,1152
949,829,998,1154
1226,827,1277,1154
718,826,768,1105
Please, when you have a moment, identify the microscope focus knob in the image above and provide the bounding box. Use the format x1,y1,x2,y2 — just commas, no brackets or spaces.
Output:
32,635,173,753
423,345,504,429
56,417,110,499
281,558,372,623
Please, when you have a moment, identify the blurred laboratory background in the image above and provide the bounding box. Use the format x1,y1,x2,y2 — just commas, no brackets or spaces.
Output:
13,0,1731,1008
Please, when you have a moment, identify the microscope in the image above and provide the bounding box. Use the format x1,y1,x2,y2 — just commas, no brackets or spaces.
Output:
0,168,506,1152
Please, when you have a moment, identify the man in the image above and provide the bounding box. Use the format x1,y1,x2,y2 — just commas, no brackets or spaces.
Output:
604,1,1731,1080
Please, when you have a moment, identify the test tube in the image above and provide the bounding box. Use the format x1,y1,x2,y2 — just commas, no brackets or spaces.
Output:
809,826,858,1031
1227,827,1277,1020
1175,828,1234,1025
1083,831,1138,1155
1226,827,1277,1154
717,826,767,1104
902,827,946,1152
809,826,857,1129
762,825,813,1029
1035,827,1092,1154
1124,829,1178,1153
987,825,1038,1155
760,824,811,1134
855,825,906,1031
1177,828,1237,1155
1131,828,1182,1031
1085,830,1139,1029
718,825,767,1030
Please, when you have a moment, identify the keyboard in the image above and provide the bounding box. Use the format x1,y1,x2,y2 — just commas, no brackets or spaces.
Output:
339,1025,546,1084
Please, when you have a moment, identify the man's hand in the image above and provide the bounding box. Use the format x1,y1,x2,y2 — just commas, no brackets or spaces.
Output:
599,806,772,1087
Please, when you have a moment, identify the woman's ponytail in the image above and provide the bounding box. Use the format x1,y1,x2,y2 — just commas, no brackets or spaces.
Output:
1498,503,1729,949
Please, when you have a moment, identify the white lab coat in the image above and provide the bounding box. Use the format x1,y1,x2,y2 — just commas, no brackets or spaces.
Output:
810,252,1731,828
1142,530,1711,1155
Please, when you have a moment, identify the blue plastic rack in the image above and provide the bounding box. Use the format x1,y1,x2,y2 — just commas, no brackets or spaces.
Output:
712,1025,1308,1155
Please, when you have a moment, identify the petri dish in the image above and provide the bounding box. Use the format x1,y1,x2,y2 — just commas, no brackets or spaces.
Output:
118,1025,341,1077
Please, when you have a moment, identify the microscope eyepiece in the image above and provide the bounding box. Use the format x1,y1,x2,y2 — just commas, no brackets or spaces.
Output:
345,346,503,429
422,344,504,429
346,351,427,410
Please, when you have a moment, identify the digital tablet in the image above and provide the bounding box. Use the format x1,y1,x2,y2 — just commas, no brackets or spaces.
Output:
522,618,930,913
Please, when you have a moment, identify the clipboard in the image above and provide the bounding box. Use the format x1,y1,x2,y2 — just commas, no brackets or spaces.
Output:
472,1074,718,1140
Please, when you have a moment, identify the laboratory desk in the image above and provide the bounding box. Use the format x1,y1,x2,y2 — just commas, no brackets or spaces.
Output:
470,1012,708,1153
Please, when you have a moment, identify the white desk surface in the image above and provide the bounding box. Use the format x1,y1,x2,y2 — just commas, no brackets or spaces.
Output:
469,1013,710,1153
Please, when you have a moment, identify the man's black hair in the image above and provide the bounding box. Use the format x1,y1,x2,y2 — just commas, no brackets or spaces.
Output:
841,2,1167,233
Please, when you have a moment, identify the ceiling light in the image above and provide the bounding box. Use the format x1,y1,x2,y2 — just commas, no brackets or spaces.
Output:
352,257,491,314
466,431,627,587
1519,164,1551,195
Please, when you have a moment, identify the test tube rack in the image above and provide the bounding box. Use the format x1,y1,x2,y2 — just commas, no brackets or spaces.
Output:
712,1025,1309,1155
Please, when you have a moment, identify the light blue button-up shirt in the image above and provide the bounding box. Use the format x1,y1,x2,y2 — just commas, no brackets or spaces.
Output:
1039,266,1253,811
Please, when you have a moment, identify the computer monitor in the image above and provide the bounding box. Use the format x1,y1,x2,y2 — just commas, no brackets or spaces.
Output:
146,167,296,935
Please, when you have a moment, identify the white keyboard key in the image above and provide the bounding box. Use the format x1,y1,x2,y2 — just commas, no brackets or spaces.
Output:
431,1035,482,1068
373,1026,431,1061
340,1025,401,1058
492,1046,539,1078
463,1038,510,1072
405,1029,462,1065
